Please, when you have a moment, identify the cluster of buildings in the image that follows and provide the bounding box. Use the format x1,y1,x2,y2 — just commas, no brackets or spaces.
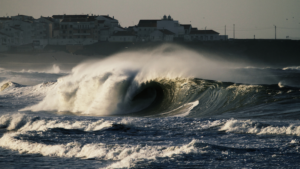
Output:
0,14,228,51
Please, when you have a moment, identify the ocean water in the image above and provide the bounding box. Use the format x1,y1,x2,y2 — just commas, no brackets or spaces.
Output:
1,46,300,168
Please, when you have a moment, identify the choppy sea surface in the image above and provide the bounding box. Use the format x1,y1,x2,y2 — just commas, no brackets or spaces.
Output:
1,48,300,168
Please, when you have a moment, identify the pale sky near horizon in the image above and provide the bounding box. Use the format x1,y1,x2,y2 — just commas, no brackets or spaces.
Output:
1,0,300,39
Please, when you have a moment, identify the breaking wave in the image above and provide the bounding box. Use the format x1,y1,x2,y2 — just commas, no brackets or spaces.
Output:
18,54,300,118
220,119,300,136
283,66,300,71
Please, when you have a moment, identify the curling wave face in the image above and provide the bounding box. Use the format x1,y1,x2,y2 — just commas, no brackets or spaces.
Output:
18,46,219,116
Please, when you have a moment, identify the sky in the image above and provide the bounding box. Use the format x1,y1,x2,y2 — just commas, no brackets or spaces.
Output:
1,0,300,39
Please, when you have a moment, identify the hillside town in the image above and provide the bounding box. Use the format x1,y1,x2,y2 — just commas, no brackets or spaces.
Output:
0,14,228,51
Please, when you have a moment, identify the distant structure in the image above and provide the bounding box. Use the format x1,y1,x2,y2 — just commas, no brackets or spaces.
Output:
0,13,229,51
129,15,227,42
51,14,119,45
0,14,121,51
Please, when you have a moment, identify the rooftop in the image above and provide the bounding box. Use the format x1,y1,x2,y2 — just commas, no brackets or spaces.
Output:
100,15,116,20
138,20,158,27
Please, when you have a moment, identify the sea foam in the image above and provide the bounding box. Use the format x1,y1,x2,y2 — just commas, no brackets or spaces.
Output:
220,119,300,136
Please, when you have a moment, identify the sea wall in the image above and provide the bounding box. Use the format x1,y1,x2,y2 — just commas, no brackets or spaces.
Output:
1,40,300,67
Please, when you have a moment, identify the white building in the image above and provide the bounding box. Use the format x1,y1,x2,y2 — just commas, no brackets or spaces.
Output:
49,14,98,45
95,15,120,41
32,20,48,40
36,17,54,39
0,24,25,46
135,15,186,41
136,20,158,41
108,31,136,42
0,14,45,46
1,23,31,46
51,14,120,42
10,14,35,45
150,29,175,42
157,15,185,37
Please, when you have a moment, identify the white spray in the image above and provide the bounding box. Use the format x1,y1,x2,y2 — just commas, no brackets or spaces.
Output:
19,44,240,116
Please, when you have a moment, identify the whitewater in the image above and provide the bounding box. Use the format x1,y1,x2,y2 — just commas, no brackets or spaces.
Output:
1,45,300,168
